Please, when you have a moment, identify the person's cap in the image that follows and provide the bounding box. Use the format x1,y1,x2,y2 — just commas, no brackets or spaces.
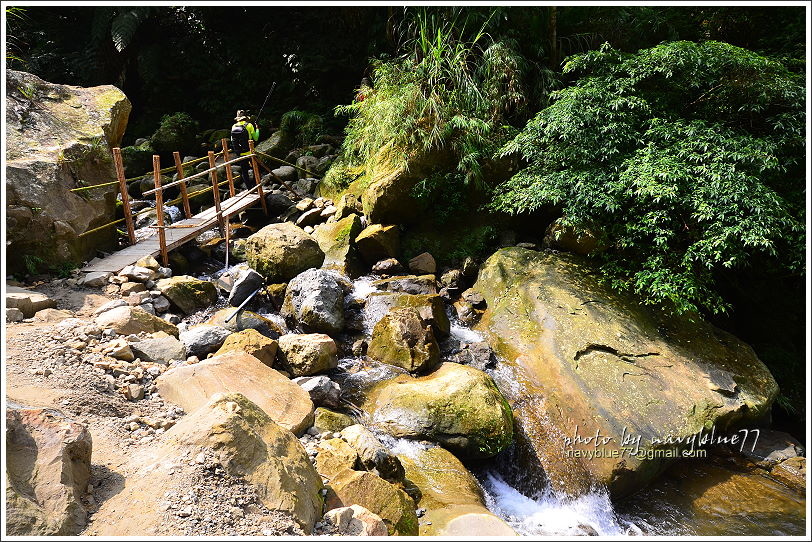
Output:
235,109,249,121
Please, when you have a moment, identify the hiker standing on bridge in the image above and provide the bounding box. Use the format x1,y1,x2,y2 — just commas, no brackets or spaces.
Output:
231,110,260,190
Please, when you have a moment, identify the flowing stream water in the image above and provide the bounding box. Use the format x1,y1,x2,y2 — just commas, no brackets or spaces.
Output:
188,258,805,536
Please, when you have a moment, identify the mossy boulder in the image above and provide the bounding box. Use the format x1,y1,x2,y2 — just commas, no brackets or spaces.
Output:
245,222,325,282
313,407,355,435
367,307,440,374
156,275,218,315
364,363,513,460
315,438,360,479
474,248,779,498
213,328,278,367
326,470,418,536
365,292,449,337
355,224,399,266
95,306,179,337
312,214,365,278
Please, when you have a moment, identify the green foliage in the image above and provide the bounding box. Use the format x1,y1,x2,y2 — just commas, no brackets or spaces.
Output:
336,9,539,189
411,173,469,226
109,7,152,52
23,254,45,276
279,110,325,148
403,224,498,267
493,41,804,315
150,112,200,154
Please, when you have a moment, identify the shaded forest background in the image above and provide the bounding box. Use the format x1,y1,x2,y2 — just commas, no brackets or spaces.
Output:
6,5,807,433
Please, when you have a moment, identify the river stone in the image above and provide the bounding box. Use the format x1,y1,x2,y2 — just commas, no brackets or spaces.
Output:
6,287,57,318
156,352,314,434
292,376,340,408
179,325,231,357
281,269,349,335
245,222,324,282
91,393,322,535
228,268,264,307
7,307,24,323
326,469,418,536
296,208,324,228
315,438,360,479
33,308,73,323
543,217,602,255
333,193,363,221
6,70,130,276
367,307,440,373
355,224,399,266
277,334,338,377
120,282,146,296
737,429,804,469
95,306,179,337
408,252,436,275
769,456,805,492
365,292,450,337
340,424,404,483
313,407,355,435
370,274,437,295
421,505,518,537
120,265,157,282
156,275,218,315
323,505,388,537
6,408,92,536
474,248,779,498
80,272,111,288
265,192,294,216
135,254,161,271
129,331,186,364
312,214,365,278
206,308,285,337
214,329,278,367
365,363,513,460
371,258,405,276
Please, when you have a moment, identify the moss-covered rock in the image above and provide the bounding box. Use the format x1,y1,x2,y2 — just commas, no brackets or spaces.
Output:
355,224,399,266
398,447,484,511
312,214,365,278
364,363,513,460
156,275,218,315
313,407,355,434
367,307,440,373
245,222,324,282
315,438,360,479
326,470,418,536
366,292,449,337
474,248,779,498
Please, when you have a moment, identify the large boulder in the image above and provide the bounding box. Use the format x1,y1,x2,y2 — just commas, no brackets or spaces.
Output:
213,328,278,367
281,269,349,335
340,424,404,483
5,287,57,318
156,275,218,315
245,222,324,282
326,469,418,536
364,292,449,337
474,248,779,498
277,333,339,377
156,351,314,435
95,306,179,337
364,363,513,460
178,325,231,358
367,307,440,373
6,70,131,275
355,224,399,266
312,214,365,278
6,408,92,535
398,446,516,537
129,331,186,364
90,393,323,535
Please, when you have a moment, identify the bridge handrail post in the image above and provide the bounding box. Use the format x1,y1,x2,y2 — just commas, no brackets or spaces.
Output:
153,155,169,267
113,147,136,245
221,139,236,198
248,140,268,215
173,151,192,219
208,150,226,237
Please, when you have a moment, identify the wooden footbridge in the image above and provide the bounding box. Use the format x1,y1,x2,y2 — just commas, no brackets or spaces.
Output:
78,138,305,274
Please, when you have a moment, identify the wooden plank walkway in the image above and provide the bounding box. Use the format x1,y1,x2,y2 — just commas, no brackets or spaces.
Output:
82,191,262,273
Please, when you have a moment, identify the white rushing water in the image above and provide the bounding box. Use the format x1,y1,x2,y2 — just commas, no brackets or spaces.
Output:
481,472,643,536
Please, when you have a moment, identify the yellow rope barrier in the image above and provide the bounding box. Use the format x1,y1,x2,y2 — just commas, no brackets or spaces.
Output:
253,149,322,179
70,151,224,192
77,176,241,237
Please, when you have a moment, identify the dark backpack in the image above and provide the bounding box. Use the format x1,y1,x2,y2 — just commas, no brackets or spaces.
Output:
231,123,249,154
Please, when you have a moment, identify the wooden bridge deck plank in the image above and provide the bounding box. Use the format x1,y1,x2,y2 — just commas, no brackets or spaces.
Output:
81,191,262,274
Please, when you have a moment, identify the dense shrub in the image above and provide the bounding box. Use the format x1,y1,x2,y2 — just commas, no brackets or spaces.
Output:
150,112,200,154
492,41,805,315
